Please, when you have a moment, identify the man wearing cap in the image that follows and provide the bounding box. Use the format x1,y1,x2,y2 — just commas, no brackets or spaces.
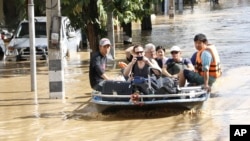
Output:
89,38,111,91
178,33,222,91
162,46,194,78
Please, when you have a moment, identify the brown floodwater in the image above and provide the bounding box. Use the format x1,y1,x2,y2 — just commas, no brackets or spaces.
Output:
1,0,250,140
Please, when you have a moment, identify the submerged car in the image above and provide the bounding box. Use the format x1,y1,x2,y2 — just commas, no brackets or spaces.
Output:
5,17,82,61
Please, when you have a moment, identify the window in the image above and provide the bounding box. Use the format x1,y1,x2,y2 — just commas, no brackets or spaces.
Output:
16,22,47,38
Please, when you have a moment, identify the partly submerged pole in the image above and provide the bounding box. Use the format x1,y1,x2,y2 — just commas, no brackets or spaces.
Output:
28,0,37,92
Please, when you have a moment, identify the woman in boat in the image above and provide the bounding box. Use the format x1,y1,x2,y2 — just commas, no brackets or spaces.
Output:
155,45,168,68
123,44,161,79
162,46,194,79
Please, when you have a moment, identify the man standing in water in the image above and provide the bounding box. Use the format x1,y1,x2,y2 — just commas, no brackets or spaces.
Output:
178,33,222,91
89,38,111,91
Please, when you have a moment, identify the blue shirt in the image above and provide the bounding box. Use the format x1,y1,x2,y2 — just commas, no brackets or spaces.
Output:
201,50,213,71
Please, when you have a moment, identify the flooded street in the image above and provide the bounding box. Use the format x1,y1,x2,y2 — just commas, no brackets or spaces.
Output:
1,0,250,140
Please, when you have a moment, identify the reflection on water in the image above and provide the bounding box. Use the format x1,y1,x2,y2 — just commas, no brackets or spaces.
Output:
1,0,250,140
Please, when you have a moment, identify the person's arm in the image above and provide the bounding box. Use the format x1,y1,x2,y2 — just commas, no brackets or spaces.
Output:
144,57,161,75
185,58,195,71
161,59,177,78
162,64,178,78
93,56,110,80
125,46,134,62
201,50,213,91
101,73,110,80
203,70,210,90
123,57,137,77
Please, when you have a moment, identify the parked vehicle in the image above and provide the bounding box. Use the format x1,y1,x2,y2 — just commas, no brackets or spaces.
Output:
4,16,82,61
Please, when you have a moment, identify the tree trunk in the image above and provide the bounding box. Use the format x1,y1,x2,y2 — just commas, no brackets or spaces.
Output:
86,23,99,55
141,1,152,31
82,0,100,57
0,0,4,25
121,22,132,44
141,15,152,30
3,0,18,27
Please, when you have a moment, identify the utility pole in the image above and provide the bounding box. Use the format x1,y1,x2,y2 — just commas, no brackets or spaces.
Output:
28,0,37,92
46,0,65,99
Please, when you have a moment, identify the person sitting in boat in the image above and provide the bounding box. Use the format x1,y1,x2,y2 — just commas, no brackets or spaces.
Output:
190,51,197,65
121,43,160,70
123,44,161,80
144,43,161,70
144,43,157,60
125,45,134,62
155,45,168,68
162,46,194,79
124,43,159,64
89,38,112,91
178,33,222,91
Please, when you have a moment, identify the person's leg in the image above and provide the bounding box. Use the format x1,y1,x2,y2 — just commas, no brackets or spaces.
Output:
93,84,102,91
93,80,105,91
184,70,204,85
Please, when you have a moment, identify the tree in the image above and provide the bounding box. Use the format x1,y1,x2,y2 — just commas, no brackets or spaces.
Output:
103,0,146,44
0,0,4,25
2,0,46,29
61,0,155,53
2,0,24,28
141,0,153,30
62,0,105,55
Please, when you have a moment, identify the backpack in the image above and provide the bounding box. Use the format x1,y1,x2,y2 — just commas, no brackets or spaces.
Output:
132,76,160,95
155,77,179,94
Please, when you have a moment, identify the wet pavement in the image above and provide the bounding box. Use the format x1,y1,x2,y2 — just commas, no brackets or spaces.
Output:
1,0,250,140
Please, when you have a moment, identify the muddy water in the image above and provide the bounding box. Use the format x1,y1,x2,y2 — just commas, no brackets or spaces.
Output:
1,0,250,141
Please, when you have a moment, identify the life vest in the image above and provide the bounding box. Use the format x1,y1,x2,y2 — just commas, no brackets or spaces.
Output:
195,45,222,78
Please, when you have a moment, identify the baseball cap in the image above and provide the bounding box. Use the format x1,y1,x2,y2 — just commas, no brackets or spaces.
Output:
99,38,111,46
170,46,181,52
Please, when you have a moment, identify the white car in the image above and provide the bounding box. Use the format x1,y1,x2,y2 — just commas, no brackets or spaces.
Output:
5,16,82,61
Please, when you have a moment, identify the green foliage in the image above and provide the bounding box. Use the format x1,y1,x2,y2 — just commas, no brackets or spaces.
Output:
61,0,157,33
61,0,84,29
16,0,26,19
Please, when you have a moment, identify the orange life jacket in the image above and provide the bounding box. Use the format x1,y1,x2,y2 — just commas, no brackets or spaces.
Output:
195,45,222,78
